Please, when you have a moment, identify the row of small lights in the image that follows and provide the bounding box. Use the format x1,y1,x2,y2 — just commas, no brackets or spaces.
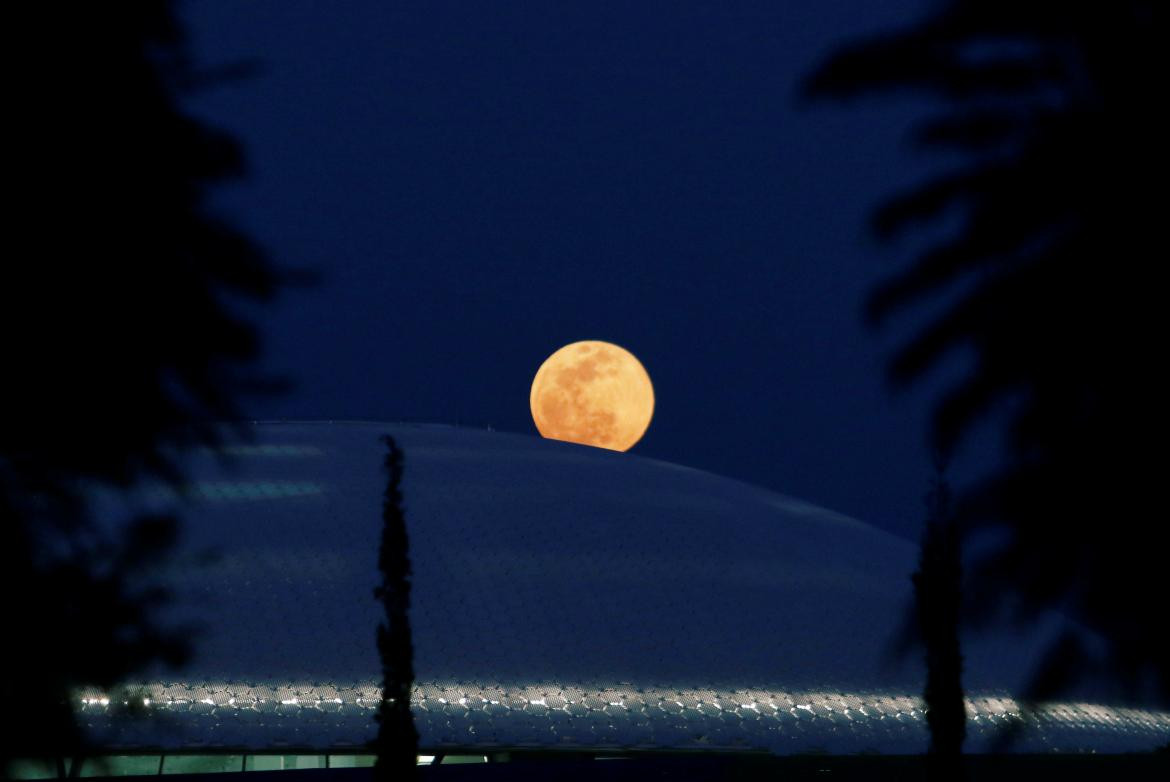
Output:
79,695,922,718
75,695,1170,735
79,693,1167,726
82,697,352,708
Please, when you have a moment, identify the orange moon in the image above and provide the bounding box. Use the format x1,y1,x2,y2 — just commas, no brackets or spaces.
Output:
530,341,654,451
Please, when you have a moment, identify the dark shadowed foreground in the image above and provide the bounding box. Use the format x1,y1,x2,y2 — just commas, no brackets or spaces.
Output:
48,753,1167,781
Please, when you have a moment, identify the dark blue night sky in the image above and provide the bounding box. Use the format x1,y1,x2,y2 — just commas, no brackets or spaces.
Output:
180,0,986,540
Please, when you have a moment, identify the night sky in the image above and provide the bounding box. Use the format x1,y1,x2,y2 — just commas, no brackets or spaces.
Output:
180,0,988,541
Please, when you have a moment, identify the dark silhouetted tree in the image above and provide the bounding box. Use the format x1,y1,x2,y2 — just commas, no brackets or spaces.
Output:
373,436,419,779
913,451,966,777
805,0,1166,707
2,1,282,770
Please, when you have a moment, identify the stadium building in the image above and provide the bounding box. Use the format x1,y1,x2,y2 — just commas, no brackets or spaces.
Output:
14,423,1169,778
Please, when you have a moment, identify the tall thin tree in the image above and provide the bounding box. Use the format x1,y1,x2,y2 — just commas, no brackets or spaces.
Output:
913,451,966,778
373,436,419,779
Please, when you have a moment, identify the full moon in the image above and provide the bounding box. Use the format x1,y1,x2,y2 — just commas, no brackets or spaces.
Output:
530,341,654,451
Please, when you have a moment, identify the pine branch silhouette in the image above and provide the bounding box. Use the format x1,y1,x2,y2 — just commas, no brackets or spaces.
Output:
3,1,284,771
805,0,1167,706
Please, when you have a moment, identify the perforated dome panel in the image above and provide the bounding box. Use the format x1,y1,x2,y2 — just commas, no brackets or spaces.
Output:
80,423,1170,754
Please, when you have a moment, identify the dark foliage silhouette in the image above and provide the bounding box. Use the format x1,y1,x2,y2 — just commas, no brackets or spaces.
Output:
914,453,966,777
805,0,1166,707
373,436,419,778
2,1,282,769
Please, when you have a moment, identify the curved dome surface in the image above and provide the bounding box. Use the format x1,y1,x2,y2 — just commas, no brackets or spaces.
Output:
81,423,1169,754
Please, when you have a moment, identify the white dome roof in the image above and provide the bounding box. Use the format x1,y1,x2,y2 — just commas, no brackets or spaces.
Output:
81,423,1170,754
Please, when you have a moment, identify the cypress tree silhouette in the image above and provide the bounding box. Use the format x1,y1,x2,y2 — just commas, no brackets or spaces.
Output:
805,1,1166,706
913,452,966,777
2,1,283,771
373,436,419,779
